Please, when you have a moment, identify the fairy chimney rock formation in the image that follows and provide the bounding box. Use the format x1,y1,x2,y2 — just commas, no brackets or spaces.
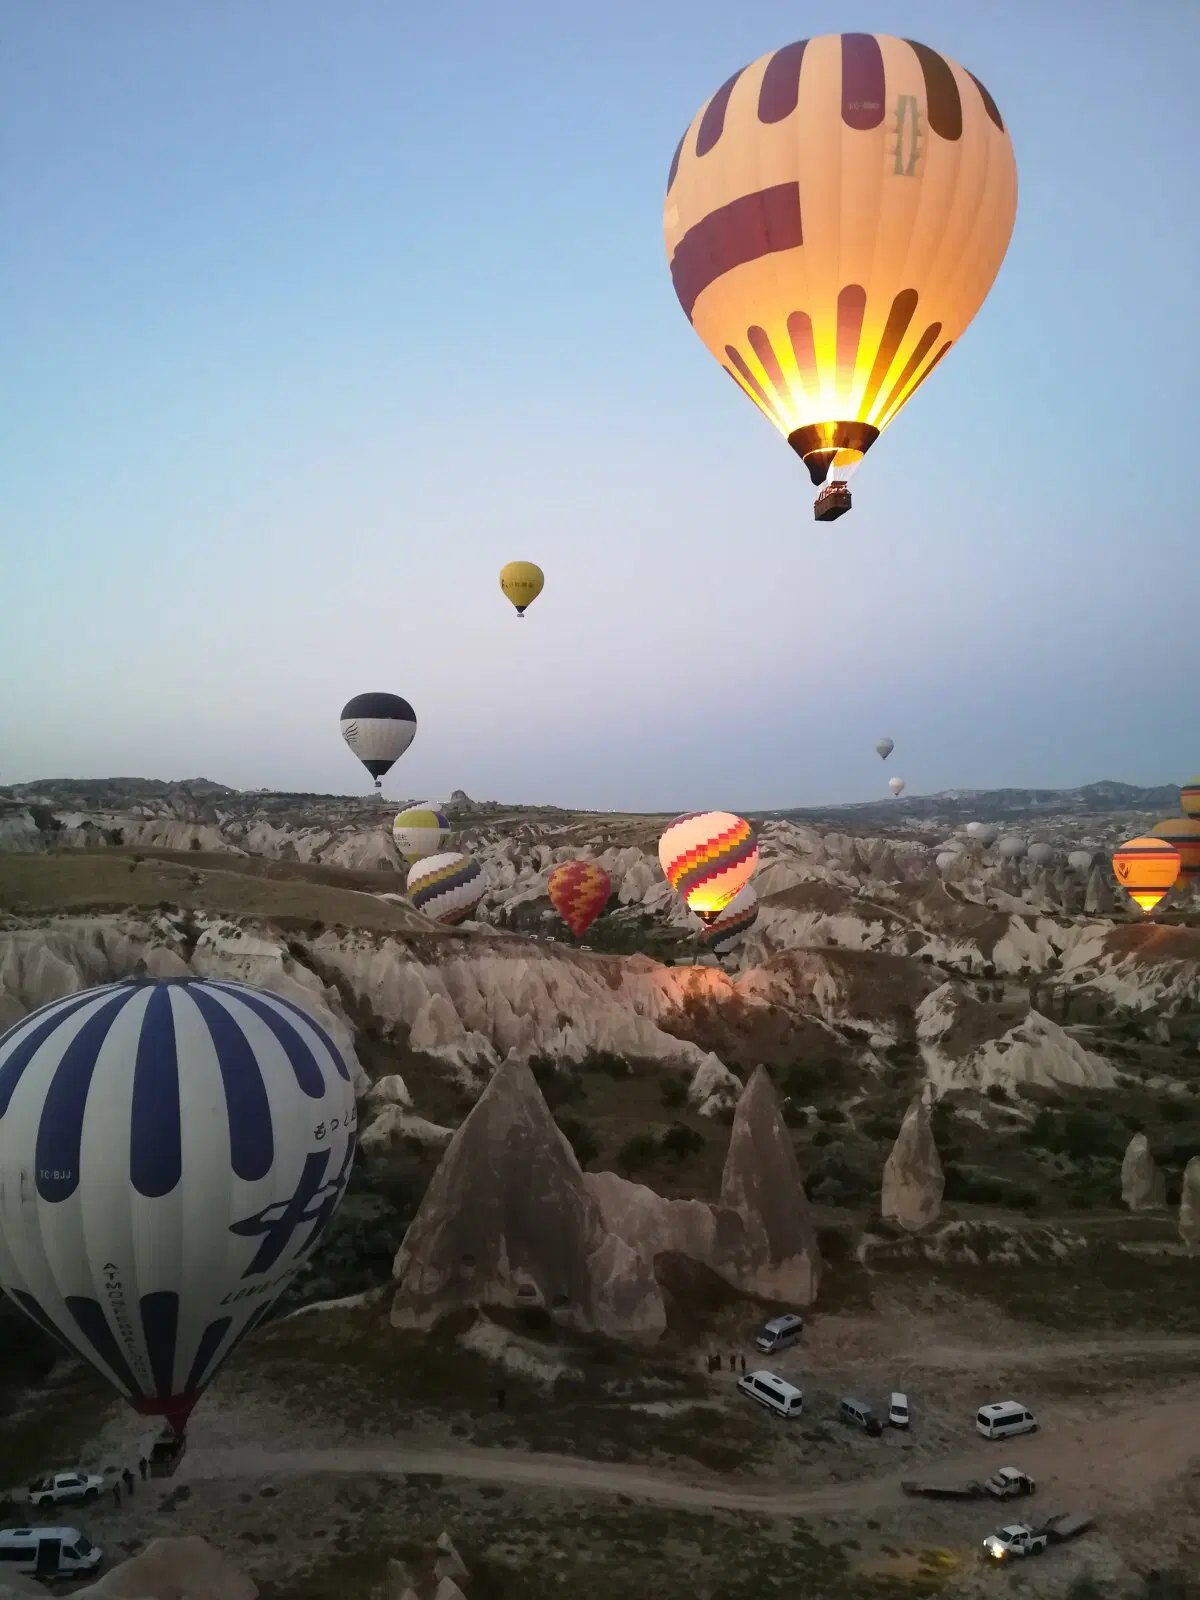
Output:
881,1097,945,1232
1180,1156,1200,1253
1121,1132,1166,1211
718,1064,822,1304
390,1059,664,1341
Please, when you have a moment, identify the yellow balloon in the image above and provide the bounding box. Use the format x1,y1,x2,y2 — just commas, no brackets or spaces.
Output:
664,34,1017,518
499,561,544,617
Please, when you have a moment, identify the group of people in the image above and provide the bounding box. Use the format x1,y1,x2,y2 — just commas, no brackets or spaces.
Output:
110,1456,148,1506
705,1351,746,1374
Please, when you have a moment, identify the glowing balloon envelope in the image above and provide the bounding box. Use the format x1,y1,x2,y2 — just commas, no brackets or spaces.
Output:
697,882,758,954
547,861,612,940
340,693,416,791
1112,835,1181,915
499,561,544,617
875,738,894,760
0,978,356,1435
659,811,758,921
888,777,905,796
392,805,451,865
664,34,1017,515
1152,816,1200,880
407,852,486,925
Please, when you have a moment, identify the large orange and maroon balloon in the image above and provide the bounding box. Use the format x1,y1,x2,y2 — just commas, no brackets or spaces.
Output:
664,34,1018,513
1112,836,1181,915
659,811,758,921
1151,817,1200,881
547,861,612,939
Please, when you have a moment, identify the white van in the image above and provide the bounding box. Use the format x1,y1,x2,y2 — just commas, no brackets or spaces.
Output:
0,1526,103,1578
754,1313,804,1354
737,1369,804,1418
976,1401,1038,1440
888,1392,910,1430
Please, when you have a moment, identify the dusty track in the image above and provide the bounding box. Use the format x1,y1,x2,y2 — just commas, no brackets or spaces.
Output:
181,1382,1200,1520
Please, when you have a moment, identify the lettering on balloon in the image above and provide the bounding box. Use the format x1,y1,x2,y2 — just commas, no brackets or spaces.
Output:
102,1262,152,1388
228,1135,356,1279
893,94,920,176
218,1261,301,1307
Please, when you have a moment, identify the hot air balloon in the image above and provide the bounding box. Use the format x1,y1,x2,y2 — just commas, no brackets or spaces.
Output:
499,561,544,617
547,861,612,940
966,822,999,846
996,835,1026,860
1112,836,1181,915
664,34,1017,521
659,811,757,921
1027,842,1055,866
1181,779,1200,820
888,777,905,797
407,853,486,925
0,978,356,1437
392,805,451,865
1152,817,1200,880
1067,849,1094,877
697,882,758,955
875,738,894,760
340,694,416,792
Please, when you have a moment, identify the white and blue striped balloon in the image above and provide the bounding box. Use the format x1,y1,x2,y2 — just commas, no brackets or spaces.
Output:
0,976,357,1433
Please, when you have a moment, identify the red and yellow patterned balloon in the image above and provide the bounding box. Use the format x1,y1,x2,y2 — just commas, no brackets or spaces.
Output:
1150,817,1200,881
659,811,758,921
697,882,759,954
1111,836,1181,915
547,861,612,940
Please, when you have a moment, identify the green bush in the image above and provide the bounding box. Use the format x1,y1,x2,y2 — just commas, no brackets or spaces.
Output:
556,1116,599,1167
782,1102,810,1128
659,1074,688,1110
784,1062,823,1099
660,1122,705,1161
816,1106,846,1124
811,1127,834,1148
617,1132,660,1172
529,1055,583,1109
985,1084,1010,1104
1160,1098,1191,1124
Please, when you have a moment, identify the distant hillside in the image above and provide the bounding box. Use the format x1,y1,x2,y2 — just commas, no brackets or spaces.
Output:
762,780,1181,825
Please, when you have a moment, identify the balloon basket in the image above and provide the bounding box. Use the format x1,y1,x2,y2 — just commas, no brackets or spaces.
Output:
814,482,851,521
148,1430,188,1478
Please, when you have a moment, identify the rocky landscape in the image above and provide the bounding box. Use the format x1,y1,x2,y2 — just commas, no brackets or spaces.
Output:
0,775,1198,1598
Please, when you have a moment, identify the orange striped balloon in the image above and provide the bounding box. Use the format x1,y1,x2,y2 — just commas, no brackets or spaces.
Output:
547,861,612,939
1111,835,1181,915
1150,817,1200,880
659,811,758,920
1180,778,1200,820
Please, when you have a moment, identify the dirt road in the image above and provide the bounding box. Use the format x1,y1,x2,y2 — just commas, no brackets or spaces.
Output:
181,1382,1200,1520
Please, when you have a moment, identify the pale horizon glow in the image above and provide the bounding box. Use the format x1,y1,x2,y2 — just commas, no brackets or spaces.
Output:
3,3,1198,812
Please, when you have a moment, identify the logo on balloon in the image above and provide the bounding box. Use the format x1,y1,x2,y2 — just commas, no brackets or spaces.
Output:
229,1138,355,1278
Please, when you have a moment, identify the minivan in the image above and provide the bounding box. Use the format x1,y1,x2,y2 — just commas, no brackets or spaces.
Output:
754,1313,804,1354
737,1369,804,1418
976,1401,1038,1440
838,1397,883,1437
0,1526,103,1578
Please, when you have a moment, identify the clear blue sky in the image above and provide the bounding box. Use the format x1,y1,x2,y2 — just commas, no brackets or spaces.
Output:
3,1,1198,810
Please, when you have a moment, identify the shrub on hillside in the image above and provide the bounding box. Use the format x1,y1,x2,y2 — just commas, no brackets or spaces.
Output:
529,1054,583,1109
659,1073,689,1110
582,1048,631,1078
556,1115,600,1167
617,1132,660,1172
784,1063,824,1099
660,1122,705,1161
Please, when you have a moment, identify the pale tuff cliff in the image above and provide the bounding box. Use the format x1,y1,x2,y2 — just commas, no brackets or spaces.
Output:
1120,1133,1166,1211
389,1060,665,1340
881,1097,945,1233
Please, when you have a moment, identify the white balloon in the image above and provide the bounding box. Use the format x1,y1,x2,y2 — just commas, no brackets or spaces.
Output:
996,835,1027,859
1027,842,1055,866
888,777,905,796
1067,849,1095,876
875,738,894,760
0,978,356,1435
966,822,999,845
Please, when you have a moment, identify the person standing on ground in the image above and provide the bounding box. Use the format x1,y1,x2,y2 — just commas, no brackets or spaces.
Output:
112,1481,121,1508
138,1456,147,1481
739,1353,746,1373
122,1467,134,1496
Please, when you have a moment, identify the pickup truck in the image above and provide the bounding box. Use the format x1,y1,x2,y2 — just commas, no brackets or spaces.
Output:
27,1470,105,1508
901,1467,1035,1501
981,1512,1093,1561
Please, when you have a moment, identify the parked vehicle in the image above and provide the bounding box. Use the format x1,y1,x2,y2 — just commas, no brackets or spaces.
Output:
902,1467,1036,1502
0,1526,103,1579
976,1401,1038,1440
754,1314,803,1354
838,1397,883,1436
26,1471,104,1509
737,1369,804,1418
981,1512,1093,1561
887,1392,910,1429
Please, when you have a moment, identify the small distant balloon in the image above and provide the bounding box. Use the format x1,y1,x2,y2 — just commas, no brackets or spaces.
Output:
1151,816,1200,880
407,853,486,925
1112,835,1181,916
875,738,894,761
340,693,416,792
659,811,757,921
547,861,612,939
392,805,451,865
499,561,544,617
888,777,905,797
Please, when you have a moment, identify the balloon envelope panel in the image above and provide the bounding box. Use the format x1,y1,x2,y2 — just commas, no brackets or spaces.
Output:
1112,836,1181,914
0,978,357,1434
547,862,612,939
659,811,757,917
407,853,486,925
